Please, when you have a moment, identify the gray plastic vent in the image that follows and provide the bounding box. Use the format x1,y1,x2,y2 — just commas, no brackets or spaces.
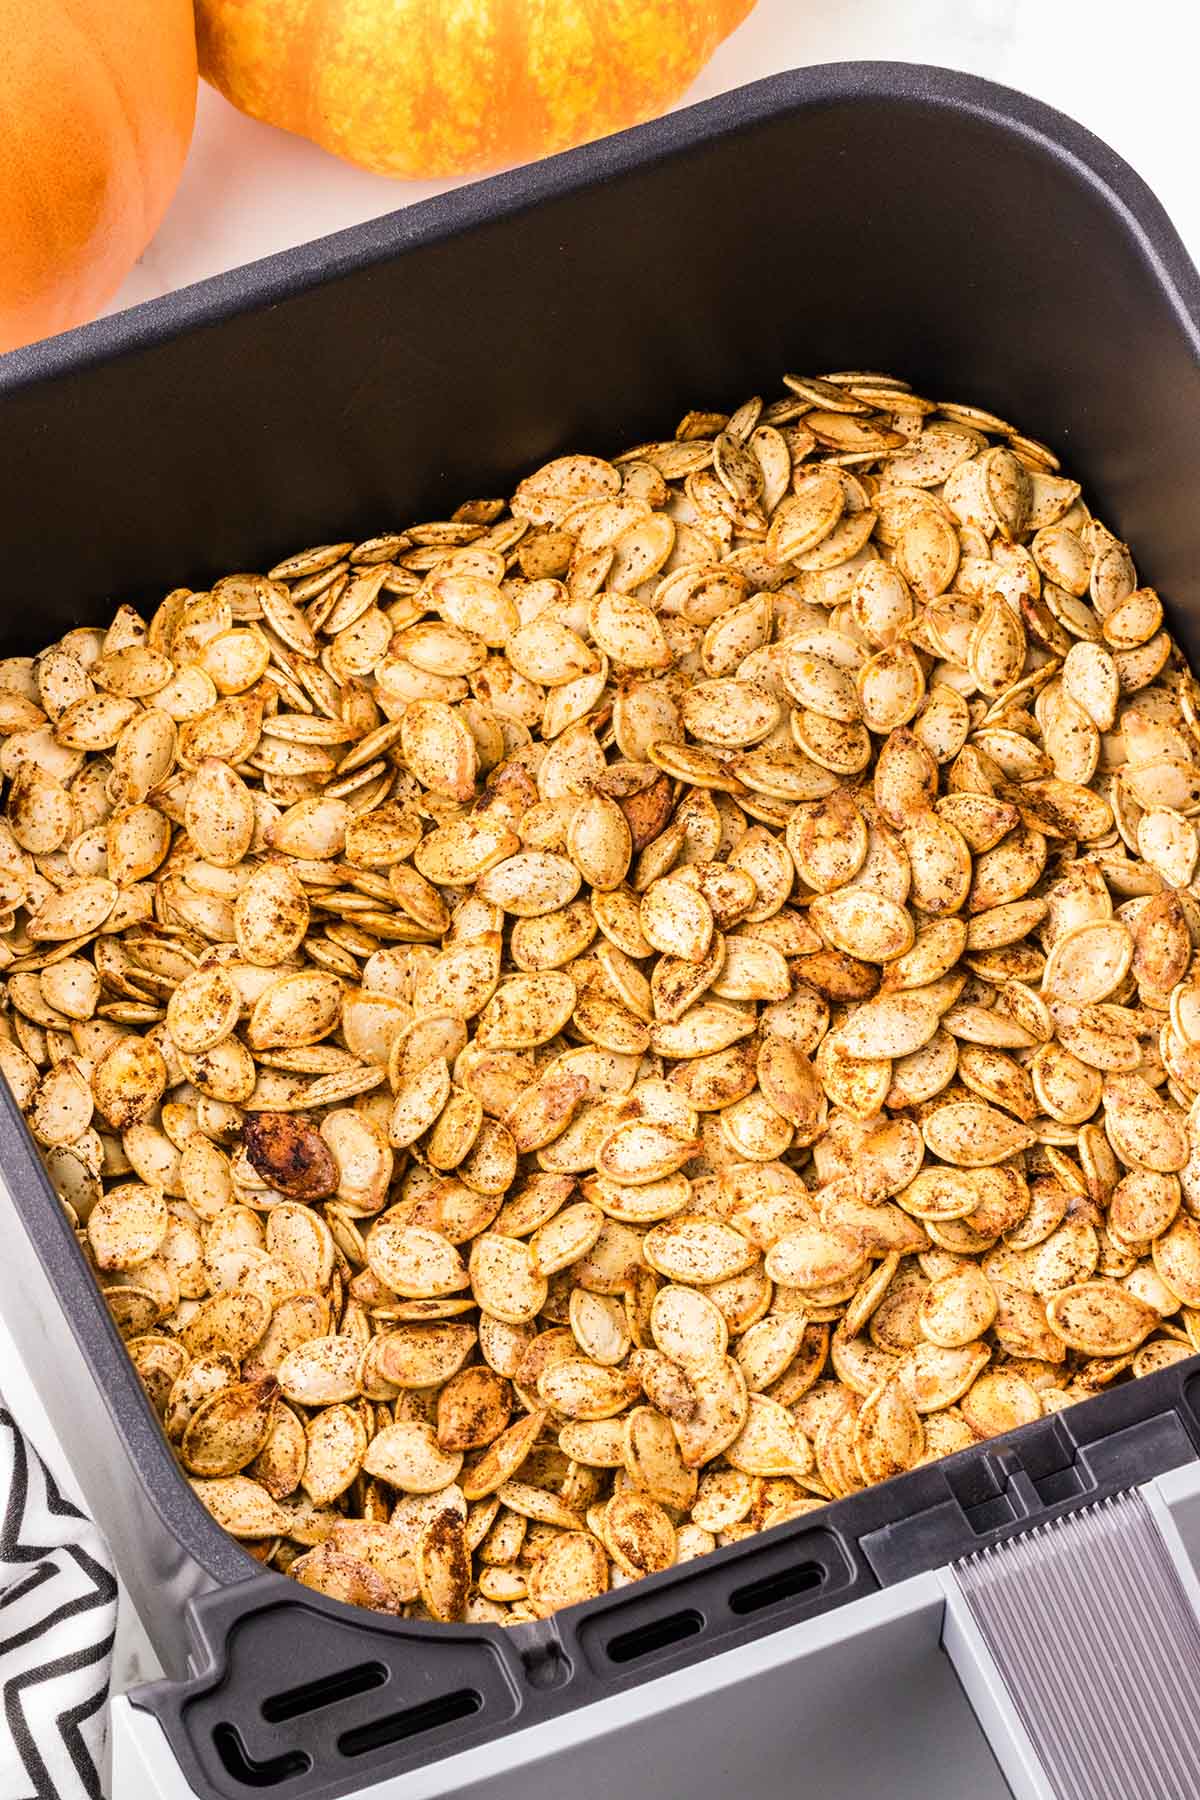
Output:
955,1489,1200,1800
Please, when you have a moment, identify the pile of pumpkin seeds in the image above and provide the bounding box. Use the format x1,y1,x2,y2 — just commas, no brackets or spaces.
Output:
2,368,1200,1627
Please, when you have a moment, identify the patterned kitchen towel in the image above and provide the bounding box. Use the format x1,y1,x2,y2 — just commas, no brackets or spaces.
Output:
0,1405,117,1800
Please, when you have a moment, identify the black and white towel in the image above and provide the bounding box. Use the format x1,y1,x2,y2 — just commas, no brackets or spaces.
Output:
0,1406,117,1800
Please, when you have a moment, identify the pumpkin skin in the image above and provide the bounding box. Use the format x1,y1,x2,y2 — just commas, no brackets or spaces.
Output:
0,0,196,354
196,0,758,179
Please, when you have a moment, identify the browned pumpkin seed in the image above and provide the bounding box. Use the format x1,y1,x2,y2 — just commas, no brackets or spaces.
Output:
10,370,1200,1634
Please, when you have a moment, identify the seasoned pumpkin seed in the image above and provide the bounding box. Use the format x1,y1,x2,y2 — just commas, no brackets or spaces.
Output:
6,369,1199,1636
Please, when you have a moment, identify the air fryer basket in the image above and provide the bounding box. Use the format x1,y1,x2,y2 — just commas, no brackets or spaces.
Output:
4,59,1200,1800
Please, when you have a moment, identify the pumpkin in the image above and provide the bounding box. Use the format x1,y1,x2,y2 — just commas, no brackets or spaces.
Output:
0,0,197,354
196,0,758,179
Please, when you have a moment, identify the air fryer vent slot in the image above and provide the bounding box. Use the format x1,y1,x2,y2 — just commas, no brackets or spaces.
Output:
606,1608,704,1664
337,1688,481,1757
729,1561,823,1615
213,1723,311,1788
261,1660,387,1723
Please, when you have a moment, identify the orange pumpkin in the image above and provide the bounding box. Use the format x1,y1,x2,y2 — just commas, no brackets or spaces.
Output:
0,0,197,354
196,0,758,179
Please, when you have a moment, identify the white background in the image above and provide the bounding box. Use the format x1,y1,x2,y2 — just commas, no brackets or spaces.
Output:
8,0,1195,1718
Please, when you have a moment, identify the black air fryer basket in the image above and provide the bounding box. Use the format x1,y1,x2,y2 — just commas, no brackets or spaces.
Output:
3,60,1200,1800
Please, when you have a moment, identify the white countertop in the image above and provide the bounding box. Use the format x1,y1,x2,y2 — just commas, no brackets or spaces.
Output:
8,0,1194,1727
107,0,1199,320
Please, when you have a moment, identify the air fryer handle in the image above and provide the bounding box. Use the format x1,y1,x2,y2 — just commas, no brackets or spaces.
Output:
943,1482,1200,1800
